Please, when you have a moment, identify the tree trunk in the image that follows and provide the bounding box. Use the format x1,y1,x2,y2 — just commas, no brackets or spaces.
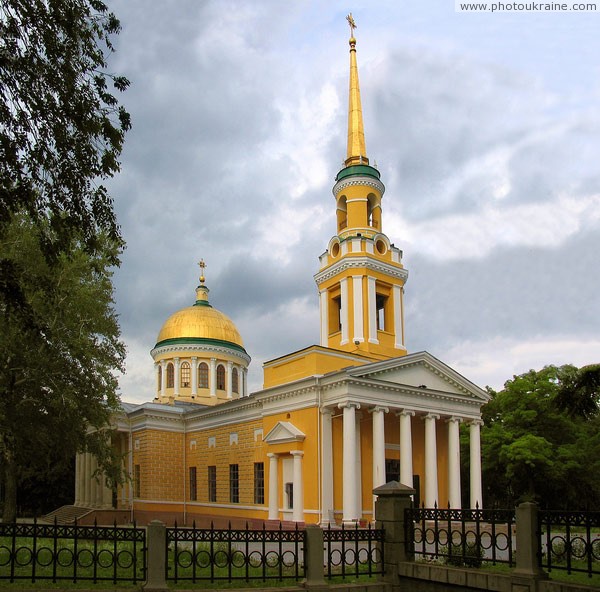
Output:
2,453,18,522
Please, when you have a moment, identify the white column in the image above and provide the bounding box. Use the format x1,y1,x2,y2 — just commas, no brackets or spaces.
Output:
447,417,462,508
173,357,180,396
74,454,82,505
355,411,363,519
226,361,233,399
319,289,328,346
339,402,360,523
340,278,349,345
267,453,279,520
393,285,404,348
424,414,440,507
154,364,160,397
367,276,378,344
93,457,103,508
84,453,91,506
352,275,364,343
291,450,304,523
371,406,388,517
191,357,198,396
243,367,248,396
239,366,245,397
398,410,414,487
321,409,334,526
160,360,166,395
209,358,217,397
470,419,483,508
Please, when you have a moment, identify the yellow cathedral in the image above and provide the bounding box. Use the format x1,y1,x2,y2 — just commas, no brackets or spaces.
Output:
73,22,489,526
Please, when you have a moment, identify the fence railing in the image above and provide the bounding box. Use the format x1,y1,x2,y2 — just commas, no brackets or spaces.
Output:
539,510,600,577
0,518,146,584
406,505,516,567
166,521,305,583
323,522,384,579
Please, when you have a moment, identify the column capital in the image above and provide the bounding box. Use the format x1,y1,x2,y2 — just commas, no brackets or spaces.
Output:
321,407,335,417
191,356,197,361
338,401,361,411
290,450,304,458
470,418,484,427
369,405,389,414
227,360,233,368
397,409,415,417
173,357,180,362
160,359,166,368
423,413,440,421
447,416,463,424
267,452,279,459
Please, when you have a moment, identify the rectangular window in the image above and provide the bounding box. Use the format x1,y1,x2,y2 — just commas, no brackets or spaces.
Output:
385,458,400,483
229,464,239,503
208,465,217,502
328,293,342,334
134,464,141,498
254,462,265,504
376,294,387,330
189,466,197,501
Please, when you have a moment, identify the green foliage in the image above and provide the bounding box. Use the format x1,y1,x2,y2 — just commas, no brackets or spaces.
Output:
479,365,600,508
0,216,125,521
0,0,130,260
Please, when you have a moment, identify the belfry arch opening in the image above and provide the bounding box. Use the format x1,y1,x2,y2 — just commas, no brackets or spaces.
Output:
336,196,347,232
367,193,381,230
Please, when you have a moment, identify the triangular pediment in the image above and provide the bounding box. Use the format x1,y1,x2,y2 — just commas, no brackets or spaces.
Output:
346,351,489,401
263,421,306,444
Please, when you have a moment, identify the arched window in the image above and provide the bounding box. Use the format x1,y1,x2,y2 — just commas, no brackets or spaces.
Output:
166,363,174,388
232,368,239,394
216,364,225,390
157,365,162,390
198,362,209,388
181,362,191,388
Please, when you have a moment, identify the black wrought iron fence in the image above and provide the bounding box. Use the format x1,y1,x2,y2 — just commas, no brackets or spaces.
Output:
406,505,516,567
323,522,384,580
0,518,146,584
539,510,600,577
166,521,305,583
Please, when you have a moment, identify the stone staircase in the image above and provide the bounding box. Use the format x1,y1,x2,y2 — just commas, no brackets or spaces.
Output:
42,505,93,525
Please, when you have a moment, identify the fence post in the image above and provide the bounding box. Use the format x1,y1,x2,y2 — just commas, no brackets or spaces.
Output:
374,481,416,588
515,502,547,579
143,520,168,592
304,524,326,588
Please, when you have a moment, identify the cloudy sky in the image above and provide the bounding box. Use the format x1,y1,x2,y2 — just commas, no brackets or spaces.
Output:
104,0,600,404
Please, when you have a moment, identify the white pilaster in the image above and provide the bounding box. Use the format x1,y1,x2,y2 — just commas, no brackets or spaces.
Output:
226,361,233,399
74,454,82,505
371,406,388,516
393,285,404,348
160,360,166,395
339,402,360,523
291,450,304,523
319,289,328,346
399,410,414,488
267,453,279,520
355,409,363,519
84,453,91,506
209,358,217,397
154,363,160,397
447,416,462,508
424,414,440,507
352,275,364,343
241,367,247,397
173,357,180,396
470,419,483,508
367,276,378,344
321,409,334,525
191,357,198,396
340,278,349,345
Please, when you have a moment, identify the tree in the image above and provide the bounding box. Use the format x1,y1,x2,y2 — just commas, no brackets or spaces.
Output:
479,365,600,509
0,216,125,522
0,0,130,260
0,0,129,522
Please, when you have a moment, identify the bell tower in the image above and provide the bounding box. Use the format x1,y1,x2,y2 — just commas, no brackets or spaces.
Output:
314,15,408,360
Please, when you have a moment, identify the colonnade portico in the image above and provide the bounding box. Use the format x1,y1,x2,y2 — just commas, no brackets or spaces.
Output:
74,452,112,509
320,402,484,524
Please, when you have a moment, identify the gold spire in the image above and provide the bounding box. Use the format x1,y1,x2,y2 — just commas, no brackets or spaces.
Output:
345,13,369,167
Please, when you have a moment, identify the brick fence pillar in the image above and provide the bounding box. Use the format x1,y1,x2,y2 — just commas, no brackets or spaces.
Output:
304,524,327,589
515,502,547,579
143,520,168,592
374,481,416,588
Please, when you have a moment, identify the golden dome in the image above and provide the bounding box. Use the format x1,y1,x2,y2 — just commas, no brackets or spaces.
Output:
156,303,244,349
155,279,245,350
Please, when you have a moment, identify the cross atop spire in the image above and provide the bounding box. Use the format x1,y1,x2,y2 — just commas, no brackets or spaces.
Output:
346,13,357,38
